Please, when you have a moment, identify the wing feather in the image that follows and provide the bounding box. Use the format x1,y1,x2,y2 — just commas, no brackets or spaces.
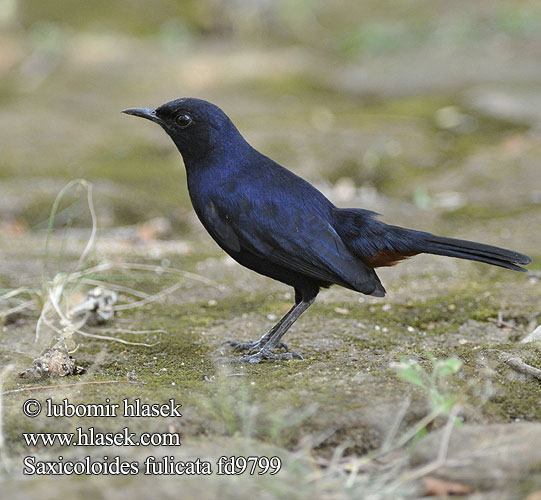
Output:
204,196,381,294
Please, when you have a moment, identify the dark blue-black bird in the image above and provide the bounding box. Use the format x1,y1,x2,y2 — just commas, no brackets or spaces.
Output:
122,98,532,363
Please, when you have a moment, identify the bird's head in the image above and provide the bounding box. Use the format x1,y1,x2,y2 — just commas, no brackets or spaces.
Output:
122,97,246,164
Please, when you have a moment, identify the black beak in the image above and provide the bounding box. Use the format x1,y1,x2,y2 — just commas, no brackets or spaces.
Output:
121,107,162,124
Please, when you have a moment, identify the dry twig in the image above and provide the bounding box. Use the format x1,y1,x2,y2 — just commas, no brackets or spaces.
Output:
499,352,541,380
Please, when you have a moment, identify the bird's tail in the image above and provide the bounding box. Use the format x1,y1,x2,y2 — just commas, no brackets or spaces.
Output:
412,232,531,272
334,208,531,272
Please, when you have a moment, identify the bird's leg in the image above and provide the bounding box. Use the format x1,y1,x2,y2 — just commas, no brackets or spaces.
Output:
219,290,317,364
256,297,315,358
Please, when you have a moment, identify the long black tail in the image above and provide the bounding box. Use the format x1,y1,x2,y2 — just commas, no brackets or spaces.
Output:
334,209,532,272
417,233,532,272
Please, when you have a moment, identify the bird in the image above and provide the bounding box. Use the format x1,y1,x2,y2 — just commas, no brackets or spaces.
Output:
122,98,532,364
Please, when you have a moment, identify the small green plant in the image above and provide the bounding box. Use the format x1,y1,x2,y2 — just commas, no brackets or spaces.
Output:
393,352,462,416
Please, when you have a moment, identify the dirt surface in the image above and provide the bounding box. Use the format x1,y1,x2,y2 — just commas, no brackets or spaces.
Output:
1,2,541,498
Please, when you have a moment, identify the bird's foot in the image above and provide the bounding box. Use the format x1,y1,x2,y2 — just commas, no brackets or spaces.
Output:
221,339,289,354
217,346,303,364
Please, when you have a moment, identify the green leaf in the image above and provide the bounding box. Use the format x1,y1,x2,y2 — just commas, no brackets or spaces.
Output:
436,357,462,377
395,360,426,387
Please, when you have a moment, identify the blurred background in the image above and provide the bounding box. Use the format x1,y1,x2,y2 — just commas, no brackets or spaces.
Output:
0,0,540,254
1,2,541,498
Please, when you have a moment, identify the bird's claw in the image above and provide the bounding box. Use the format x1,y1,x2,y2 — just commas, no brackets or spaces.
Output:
217,348,303,364
221,339,260,353
221,339,289,354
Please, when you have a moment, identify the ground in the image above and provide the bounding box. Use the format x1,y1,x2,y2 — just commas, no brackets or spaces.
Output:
1,3,541,498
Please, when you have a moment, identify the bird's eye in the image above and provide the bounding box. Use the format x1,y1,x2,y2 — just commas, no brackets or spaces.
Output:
175,113,192,128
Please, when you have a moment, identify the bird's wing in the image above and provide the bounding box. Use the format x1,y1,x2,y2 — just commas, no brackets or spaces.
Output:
201,198,381,294
200,200,241,253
